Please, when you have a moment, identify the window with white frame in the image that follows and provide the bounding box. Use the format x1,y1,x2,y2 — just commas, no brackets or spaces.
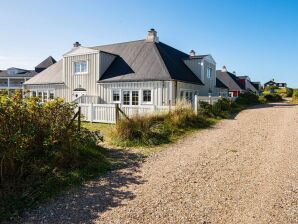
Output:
121,90,140,105
132,91,139,105
123,91,130,105
207,67,213,79
43,91,48,102
74,61,88,74
112,90,120,102
32,90,55,102
180,90,193,102
142,90,152,103
38,91,42,99
49,91,54,100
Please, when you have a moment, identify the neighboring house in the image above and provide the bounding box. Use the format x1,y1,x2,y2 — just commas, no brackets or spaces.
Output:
237,76,260,95
215,78,229,96
0,56,56,92
216,66,245,97
24,29,226,105
251,81,262,92
264,79,287,88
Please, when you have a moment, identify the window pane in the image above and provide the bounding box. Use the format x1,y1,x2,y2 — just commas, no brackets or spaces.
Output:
143,90,151,102
132,91,139,105
74,62,80,73
180,91,184,100
81,61,87,72
123,91,130,105
207,68,212,79
32,91,36,97
38,92,42,99
113,90,120,102
43,92,47,102
49,91,54,99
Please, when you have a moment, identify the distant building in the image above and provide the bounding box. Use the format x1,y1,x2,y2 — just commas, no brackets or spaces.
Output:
264,79,287,88
0,56,56,92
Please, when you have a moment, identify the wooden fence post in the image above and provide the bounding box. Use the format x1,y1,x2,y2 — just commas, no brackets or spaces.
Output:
194,95,198,115
78,106,81,131
115,103,120,124
90,103,94,123
209,95,212,105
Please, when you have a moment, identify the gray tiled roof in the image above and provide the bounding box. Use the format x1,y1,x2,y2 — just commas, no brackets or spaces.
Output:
26,40,204,85
0,70,37,78
35,56,56,69
216,70,244,91
216,78,228,89
24,60,63,85
92,40,203,84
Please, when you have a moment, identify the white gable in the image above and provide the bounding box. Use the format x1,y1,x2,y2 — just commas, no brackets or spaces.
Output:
203,55,216,65
63,46,99,57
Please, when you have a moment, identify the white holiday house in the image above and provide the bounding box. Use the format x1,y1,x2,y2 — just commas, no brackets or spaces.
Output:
24,29,227,106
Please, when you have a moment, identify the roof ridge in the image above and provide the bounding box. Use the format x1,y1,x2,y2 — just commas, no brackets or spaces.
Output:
151,42,172,79
90,39,145,49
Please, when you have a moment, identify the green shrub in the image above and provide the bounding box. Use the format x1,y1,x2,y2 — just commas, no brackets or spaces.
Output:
292,89,298,102
0,92,109,221
264,93,283,102
258,96,267,104
235,92,260,105
286,88,293,97
198,101,214,117
211,98,233,118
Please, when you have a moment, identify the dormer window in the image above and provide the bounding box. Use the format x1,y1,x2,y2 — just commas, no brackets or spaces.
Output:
74,61,88,74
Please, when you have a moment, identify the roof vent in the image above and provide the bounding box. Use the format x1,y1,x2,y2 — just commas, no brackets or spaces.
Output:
221,65,227,72
73,41,81,47
146,28,159,43
189,50,196,57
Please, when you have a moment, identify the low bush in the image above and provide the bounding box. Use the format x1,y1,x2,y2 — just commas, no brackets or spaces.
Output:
264,93,283,102
286,88,293,97
112,102,214,147
292,89,298,103
235,92,260,105
0,92,110,221
199,98,233,118
258,96,267,104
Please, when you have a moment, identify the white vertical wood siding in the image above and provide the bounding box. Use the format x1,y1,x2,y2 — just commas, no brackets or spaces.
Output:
96,81,172,106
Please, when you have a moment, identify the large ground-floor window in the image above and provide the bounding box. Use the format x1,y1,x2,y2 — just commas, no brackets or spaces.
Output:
31,90,55,102
180,90,194,102
112,89,153,105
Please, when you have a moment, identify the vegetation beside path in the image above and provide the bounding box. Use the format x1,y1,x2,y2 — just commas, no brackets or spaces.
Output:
0,90,283,222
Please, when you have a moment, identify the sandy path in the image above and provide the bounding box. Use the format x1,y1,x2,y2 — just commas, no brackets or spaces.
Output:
21,103,298,224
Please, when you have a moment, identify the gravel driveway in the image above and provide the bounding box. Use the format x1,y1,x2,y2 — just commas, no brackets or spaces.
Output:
20,103,298,224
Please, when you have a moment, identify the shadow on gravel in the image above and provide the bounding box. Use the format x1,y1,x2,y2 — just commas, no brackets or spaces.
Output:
18,148,146,224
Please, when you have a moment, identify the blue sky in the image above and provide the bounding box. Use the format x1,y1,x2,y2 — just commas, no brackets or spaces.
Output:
0,0,297,87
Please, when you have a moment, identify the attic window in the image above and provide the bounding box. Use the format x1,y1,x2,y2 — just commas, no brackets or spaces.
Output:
74,61,88,74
